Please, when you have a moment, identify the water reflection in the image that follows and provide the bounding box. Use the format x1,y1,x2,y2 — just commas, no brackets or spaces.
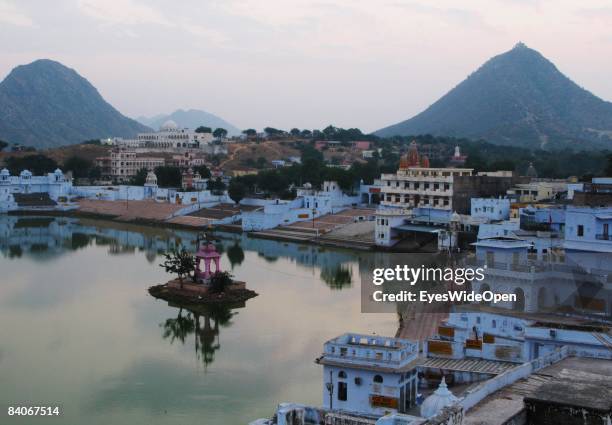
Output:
0,215,396,425
0,216,357,293
161,302,239,367
321,265,353,290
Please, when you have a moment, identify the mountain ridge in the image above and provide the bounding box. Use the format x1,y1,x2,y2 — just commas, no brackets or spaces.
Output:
137,109,241,136
375,43,612,150
0,59,150,148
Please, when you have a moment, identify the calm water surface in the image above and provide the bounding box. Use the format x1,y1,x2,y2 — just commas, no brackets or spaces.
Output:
0,216,397,425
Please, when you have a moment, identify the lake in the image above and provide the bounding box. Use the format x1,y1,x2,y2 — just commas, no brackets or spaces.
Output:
0,216,397,425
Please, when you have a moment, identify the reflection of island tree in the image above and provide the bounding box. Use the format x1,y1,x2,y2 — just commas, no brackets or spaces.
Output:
321,265,353,290
161,307,195,344
226,242,245,269
160,303,236,368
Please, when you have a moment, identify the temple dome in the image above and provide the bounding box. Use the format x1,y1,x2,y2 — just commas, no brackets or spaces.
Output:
160,120,178,131
145,171,158,186
526,162,538,178
420,377,458,418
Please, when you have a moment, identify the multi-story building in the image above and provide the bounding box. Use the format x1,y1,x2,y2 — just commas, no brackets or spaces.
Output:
470,198,510,221
381,166,472,212
564,205,612,253
506,180,568,203
111,120,214,151
315,333,420,416
96,149,165,182
380,164,515,215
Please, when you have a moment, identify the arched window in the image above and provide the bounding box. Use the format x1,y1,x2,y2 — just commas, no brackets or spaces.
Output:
338,371,347,379
373,375,383,383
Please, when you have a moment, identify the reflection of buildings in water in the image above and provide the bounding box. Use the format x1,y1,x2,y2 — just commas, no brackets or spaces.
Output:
0,216,360,280
160,302,240,367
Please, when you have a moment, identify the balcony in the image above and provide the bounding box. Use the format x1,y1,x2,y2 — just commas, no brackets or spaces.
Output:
595,234,611,240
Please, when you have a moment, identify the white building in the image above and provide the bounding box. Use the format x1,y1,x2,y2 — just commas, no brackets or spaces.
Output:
96,149,165,182
242,181,361,231
564,205,612,253
470,198,510,222
112,120,214,151
0,168,73,212
380,167,473,212
316,333,419,416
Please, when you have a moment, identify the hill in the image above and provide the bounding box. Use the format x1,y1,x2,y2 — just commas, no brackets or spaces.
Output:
137,109,241,136
0,59,150,149
375,43,612,150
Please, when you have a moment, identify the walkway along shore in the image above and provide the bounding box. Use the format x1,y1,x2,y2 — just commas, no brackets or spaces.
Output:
6,200,381,252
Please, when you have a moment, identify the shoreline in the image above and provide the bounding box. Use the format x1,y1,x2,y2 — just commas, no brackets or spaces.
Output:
6,208,392,252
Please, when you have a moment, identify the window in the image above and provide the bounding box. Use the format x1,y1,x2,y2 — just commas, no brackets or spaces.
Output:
338,371,347,379
338,382,348,401
373,375,384,383
577,225,584,237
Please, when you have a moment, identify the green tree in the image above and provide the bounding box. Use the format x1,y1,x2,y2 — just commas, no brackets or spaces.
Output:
193,165,212,179
242,129,257,137
154,166,182,187
264,127,283,136
228,180,246,204
208,177,226,195
63,155,94,179
159,247,195,286
0,140,8,151
196,126,212,133
213,128,228,138
256,157,267,168
209,271,233,293
606,154,612,177
5,154,58,175
89,166,102,180
290,128,301,137
300,129,312,138
130,168,149,186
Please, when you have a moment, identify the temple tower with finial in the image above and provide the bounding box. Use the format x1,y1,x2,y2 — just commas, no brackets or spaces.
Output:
144,170,158,198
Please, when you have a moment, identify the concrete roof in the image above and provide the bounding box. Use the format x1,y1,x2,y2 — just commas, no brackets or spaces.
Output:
464,357,612,425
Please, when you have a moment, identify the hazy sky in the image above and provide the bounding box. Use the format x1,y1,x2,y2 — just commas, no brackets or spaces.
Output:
1,0,612,132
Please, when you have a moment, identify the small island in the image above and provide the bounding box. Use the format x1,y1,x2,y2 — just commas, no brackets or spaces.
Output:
149,233,258,304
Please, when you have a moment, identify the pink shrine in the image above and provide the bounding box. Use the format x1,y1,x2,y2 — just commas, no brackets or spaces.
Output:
194,243,222,282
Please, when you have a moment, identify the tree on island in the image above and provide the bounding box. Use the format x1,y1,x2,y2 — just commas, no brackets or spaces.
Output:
209,271,233,293
0,140,8,152
160,247,195,287
213,128,228,139
196,126,212,134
